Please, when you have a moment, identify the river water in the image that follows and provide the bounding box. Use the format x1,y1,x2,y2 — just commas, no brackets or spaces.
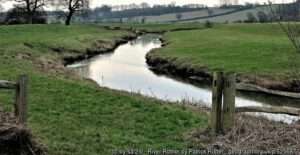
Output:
68,34,300,123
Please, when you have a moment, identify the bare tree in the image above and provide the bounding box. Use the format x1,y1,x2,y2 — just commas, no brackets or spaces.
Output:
12,0,47,24
52,0,89,25
269,0,300,53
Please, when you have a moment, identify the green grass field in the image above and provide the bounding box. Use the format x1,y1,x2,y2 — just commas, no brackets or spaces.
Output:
0,24,208,154
150,23,300,80
0,24,130,52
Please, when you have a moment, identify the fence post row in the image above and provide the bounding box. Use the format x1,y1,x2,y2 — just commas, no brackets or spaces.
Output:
0,75,28,126
211,72,236,134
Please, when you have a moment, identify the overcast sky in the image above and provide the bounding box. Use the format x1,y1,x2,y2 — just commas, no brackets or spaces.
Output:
1,0,294,10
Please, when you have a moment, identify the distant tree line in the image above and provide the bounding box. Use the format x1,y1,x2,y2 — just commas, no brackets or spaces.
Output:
219,3,257,9
75,2,207,22
54,3,209,23
106,3,205,19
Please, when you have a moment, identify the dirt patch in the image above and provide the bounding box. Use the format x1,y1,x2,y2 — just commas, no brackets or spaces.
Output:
186,114,300,152
15,52,32,61
0,108,15,125
0,108,46,155
35,56,68,75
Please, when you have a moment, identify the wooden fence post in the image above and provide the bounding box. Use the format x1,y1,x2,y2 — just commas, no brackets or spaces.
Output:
15,75,28,126
223,73,236,131
211,72,223,134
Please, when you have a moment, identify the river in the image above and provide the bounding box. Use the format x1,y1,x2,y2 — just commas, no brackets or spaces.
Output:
68,34,300,123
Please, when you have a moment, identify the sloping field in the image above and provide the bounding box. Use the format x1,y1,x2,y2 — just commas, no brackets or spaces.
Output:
114,6,270,23
185,6,270,23
149,23,295,75
130,8,235,23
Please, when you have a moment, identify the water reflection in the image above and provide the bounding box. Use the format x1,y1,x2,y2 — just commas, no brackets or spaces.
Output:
68,34,300,123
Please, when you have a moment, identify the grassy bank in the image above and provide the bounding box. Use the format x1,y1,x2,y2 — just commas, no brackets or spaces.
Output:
147,23,300,91
0,24,208,154
100,23,204,32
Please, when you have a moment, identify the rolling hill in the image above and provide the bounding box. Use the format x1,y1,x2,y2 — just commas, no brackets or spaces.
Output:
111,6,271,24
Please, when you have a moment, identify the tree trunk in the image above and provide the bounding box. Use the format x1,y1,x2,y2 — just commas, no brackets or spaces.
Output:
26,12,33,24
28,16,33,24
65,11,74,26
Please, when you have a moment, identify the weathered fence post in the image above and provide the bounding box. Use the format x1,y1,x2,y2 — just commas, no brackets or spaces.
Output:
15,75,28,126
211,72,223,134
222,73,236,131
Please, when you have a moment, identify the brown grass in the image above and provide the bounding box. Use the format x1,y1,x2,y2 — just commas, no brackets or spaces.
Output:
186,114,300,152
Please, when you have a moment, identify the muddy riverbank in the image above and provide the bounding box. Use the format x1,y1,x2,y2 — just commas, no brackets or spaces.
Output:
24,32,140,77
63,33,138,65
